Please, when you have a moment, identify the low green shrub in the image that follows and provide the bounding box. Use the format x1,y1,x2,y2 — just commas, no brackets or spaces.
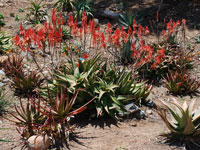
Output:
41,55,151,119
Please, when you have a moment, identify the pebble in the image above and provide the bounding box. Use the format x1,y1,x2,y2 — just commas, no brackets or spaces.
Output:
27,135,50,150
43,70,49,76
0,70,6,82
146,110,152,115
94,18,99,27
0,82,4,87
0,3,4,7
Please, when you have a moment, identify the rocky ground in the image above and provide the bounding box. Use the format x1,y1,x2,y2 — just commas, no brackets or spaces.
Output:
0,0,200,150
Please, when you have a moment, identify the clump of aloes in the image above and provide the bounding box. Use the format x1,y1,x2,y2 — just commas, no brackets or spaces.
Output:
6,88,94,147
150,12,186,45
67,11,166,73
158,98,200,146
14,9,64,75
164,71,200,95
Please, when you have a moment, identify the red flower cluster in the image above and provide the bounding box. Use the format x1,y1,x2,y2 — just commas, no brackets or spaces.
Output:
67,11,165,69
162,19,184,40
14,9,64,52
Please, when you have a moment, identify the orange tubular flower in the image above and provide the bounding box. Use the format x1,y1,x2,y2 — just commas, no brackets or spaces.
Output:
112,28,121,45
128,26,132,35
51,8,57,25
83,54,88,59
133,19,137,29
61,17,65,25
68,12,74,29
19,24,25,36
106,22,112,34
162,30,166,36
182,18,186,25
89,19,95,34
72,20,78,36
14,35,20,46
81,11,88,34
100,33,106,48
145,26,149,35
157,49,165,57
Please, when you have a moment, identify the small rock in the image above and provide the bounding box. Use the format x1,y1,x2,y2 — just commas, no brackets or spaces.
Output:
43,71,49,76
129,122,137,127
27,135,50,150
102,10,120,20
21,51,31,57
34,24,45,32
146,110,152,115
2,78,9,83
94,18,99,27
0,70,6,81
0,3,4,7
0,56,8,64
6,0,11,3
0,82,4,87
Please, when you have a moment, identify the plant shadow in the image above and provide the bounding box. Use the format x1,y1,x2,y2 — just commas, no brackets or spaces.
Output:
163,137,200,150
71,113,119,129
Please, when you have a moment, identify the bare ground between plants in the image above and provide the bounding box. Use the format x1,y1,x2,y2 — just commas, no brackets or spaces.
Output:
1,86,200,150
0,0,200,150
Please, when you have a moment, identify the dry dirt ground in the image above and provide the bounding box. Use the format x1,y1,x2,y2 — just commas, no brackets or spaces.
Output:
0,0,200,150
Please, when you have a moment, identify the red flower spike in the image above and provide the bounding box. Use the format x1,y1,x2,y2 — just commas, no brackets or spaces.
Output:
121,26,124,32
157,49,165,56
83,54,88,59
106,22,112,34
82,11,86,17
61,17,65,25
176,20,180,26
68,13,74,28
145,26,149,35
19,24,25,35
124,33,128,43
100,33,106,48
14,35,20,45
79,27,83,40
51,8,56,25
162,30,166,36
128,26,132,35
182,18,186,25
72,20,78,36
112,28,121,45
133,19,137,28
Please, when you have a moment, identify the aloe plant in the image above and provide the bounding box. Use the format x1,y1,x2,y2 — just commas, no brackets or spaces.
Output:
5,97,45,139
54,0,75,12
3,54,24,77
158,98,200,145
12,71,44,96
0,13,5,28
41,55,151,119
75,0,93,19
26,0,47,24
34,88,94,145
119,11,143,30
164,71,200,95
120,38,133,64
0,32,13,53
6,88,94,145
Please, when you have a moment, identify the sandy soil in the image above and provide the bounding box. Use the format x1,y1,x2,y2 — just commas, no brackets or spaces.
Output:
0,0,200,150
